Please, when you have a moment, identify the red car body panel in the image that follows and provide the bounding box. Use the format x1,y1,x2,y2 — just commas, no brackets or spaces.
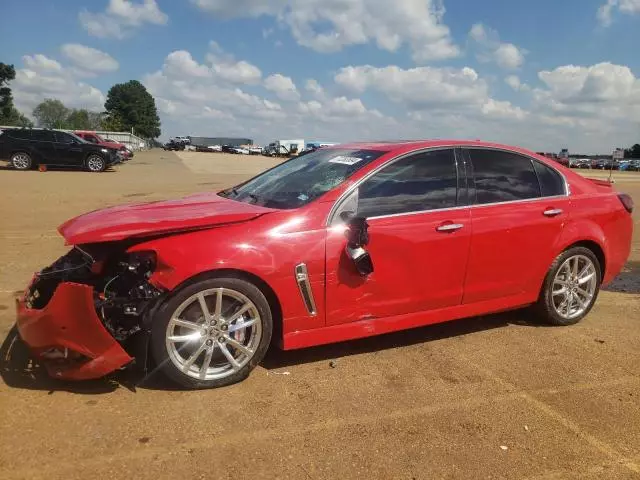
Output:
58,192,275,244
15,140,634,379
16,282,133,380
74,131,130,155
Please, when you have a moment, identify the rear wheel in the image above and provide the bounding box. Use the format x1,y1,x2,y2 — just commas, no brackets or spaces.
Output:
86,154,106,172
150,277,273,389
536,247,601,326
11,152,32,170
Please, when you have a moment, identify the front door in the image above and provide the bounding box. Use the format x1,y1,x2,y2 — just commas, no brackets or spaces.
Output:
461,148,571,304
325,148,472,326
53,131,85,166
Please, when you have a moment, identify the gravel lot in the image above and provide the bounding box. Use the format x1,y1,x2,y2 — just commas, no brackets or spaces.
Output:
0,150,639,479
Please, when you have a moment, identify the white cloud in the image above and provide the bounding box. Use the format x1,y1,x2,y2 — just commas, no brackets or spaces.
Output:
192,0,459,62
597,0,640,26
79,0,168,39
469,23,526,69
264,74,301,101
335,65,488,109
61,44,119,76
22,54,62,72
505,75,530,91
206,41,262,84
12,66,105,115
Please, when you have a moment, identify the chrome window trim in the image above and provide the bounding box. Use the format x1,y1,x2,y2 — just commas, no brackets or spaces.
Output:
326,144,571,226
294,263,317,315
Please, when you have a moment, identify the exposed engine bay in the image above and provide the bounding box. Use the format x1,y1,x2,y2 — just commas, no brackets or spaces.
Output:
25,245,163,342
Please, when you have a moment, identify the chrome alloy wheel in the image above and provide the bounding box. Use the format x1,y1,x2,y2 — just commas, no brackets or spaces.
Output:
551,254,598,320
87,155,105,172
165,288,262,380
12,153,30,169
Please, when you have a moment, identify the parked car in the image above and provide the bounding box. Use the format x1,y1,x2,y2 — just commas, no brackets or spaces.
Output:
0,128,119,172
575,158,592,169
231,147,250,155
594,159,616,170
162,140,185,151
627,159,640,171
207,145,222,152
15,140,633,388
74,131,132,160
221,145,235,153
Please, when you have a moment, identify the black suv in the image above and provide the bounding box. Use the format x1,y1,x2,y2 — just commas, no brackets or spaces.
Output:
0,128,120,172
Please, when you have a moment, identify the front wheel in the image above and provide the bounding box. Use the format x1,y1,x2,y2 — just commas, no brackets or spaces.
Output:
535,247,601,326
150,277,273,389
85,154,106,172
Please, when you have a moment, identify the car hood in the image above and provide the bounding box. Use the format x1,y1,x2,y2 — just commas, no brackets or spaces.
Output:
58,193,275,245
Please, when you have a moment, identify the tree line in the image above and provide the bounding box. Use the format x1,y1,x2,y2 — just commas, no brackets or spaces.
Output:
0,62,161,139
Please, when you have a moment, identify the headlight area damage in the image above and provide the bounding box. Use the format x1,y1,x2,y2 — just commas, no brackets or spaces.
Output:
15,246,163,380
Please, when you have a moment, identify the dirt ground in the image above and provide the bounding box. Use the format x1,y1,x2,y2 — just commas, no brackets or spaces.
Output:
0,150,639,480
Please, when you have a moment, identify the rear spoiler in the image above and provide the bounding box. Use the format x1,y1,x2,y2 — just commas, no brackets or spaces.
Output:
587,178,614,187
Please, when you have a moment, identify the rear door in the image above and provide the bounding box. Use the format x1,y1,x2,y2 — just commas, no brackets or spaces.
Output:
28,130,57,164
461,148,570,304
53,131,85,166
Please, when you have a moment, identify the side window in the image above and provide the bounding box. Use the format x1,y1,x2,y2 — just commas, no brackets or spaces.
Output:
8,129,31,140
533,160,565,197
31,130,55,142
468,149,540,204
54,132,75,143
357,149,458,218
86,135,98,143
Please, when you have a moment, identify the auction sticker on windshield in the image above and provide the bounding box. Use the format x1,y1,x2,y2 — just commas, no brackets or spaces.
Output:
328,155,364,165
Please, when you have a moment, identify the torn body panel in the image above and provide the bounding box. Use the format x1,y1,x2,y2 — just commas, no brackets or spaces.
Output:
15,246,163,380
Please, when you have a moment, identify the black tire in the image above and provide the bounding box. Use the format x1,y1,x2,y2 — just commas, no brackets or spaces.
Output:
150,276,273,389
11,152,32,170
535,246,602,326
85,154,106,172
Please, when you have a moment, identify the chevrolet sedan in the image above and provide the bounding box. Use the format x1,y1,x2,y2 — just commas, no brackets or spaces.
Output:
16,140,634,388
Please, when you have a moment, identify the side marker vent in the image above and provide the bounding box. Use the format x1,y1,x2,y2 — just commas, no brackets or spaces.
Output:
295,263,317,315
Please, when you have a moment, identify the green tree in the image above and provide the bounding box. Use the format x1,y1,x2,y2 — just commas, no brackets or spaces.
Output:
628,144,640,159
0,62,33,127
104,80,161,138
33,99,70,128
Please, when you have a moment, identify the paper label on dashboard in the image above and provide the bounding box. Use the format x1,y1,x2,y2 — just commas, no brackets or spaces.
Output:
328,156,364,165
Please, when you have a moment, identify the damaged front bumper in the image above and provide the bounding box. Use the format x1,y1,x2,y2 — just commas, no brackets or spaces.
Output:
16,279,134,381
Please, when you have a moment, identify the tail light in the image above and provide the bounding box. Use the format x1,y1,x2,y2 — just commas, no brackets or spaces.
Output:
618,193,634,213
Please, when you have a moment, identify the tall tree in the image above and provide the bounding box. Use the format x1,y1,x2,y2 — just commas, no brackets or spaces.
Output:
629,144,640,159
104,80,161,138
33,99,70,128
0,62,33,127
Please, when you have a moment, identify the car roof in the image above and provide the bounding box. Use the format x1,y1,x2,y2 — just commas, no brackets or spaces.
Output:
329,139,542,157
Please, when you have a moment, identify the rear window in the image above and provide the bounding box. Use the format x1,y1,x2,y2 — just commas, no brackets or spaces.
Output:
533,160,566,197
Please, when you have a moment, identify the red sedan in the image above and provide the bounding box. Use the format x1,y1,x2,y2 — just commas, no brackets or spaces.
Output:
16,140,633,388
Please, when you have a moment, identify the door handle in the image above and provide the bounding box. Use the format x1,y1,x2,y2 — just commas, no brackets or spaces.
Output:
543,208,563,217
436,223,464,232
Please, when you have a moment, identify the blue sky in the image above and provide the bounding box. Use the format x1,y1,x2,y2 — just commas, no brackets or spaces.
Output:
1,0,639,152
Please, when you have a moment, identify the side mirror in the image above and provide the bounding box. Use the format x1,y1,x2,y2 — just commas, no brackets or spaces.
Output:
344,215,374,276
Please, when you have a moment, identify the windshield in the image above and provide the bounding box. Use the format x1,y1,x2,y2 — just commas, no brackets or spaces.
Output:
220,148,386,209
